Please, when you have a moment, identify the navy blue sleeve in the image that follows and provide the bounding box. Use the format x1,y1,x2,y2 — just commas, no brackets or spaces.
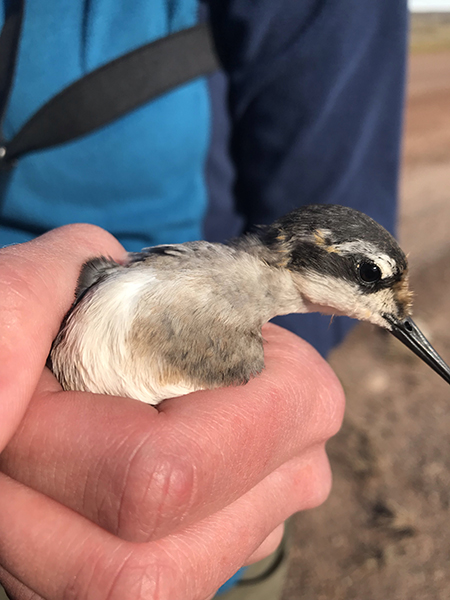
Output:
205,0,408,356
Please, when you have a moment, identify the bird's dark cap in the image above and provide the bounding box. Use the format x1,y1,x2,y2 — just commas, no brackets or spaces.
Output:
271,205,403,256
259,204,405,266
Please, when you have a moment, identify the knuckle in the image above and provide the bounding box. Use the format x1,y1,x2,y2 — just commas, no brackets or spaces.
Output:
304,448,333,508
317,366,346,440
290,446,333,511
102,439,198,541
311,466,333,508
300,356,346,445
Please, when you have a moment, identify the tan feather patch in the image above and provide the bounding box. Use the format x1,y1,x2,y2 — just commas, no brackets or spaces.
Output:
313,229,340,254
393,272,414,316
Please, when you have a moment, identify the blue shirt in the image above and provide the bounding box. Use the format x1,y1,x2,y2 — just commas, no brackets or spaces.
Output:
0,0,209,250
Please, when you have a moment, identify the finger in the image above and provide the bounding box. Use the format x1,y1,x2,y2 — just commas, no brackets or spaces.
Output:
1,325,344,542
0,448,331,600
0,565,44,600
244,523,285,565
0,224,126,451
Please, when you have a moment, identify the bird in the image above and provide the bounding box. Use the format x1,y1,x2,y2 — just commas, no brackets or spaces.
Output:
50,204,450,405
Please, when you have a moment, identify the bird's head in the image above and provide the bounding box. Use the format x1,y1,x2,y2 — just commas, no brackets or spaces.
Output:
260,204,450,383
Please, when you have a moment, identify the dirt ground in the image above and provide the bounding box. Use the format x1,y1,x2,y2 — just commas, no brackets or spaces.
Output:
283,15,450,600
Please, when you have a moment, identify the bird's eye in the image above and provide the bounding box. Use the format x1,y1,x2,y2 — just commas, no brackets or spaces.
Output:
359,261,382,283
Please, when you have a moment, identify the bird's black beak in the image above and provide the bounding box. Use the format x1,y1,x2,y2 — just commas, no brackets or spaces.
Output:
384,315,450,385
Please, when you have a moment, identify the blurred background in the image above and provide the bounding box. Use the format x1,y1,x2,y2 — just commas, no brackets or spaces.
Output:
282,4,450,600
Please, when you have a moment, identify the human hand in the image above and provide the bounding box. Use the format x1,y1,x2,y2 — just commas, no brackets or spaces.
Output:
0,225,345,600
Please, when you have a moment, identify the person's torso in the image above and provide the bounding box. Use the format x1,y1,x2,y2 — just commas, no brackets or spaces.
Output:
0,0,210,250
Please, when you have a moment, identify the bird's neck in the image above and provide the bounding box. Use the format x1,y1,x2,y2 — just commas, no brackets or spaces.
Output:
230,236,307,323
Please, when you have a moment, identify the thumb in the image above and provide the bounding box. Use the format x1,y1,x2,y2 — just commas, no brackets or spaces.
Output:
0,223,126,450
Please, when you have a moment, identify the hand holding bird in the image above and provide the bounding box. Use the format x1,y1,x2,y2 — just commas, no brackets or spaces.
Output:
0,223,344,600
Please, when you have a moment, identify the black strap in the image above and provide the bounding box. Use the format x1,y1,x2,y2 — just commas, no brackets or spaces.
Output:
0,0,24,130
237,539,286,586
0,15,219,167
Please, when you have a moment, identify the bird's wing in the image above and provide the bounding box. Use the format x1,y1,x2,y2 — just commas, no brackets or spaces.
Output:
75,257,122,301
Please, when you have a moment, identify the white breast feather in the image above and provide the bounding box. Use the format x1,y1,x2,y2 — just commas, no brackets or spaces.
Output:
54,269,200,405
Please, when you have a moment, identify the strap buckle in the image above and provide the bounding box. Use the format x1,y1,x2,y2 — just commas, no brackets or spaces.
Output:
0,144,15,171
